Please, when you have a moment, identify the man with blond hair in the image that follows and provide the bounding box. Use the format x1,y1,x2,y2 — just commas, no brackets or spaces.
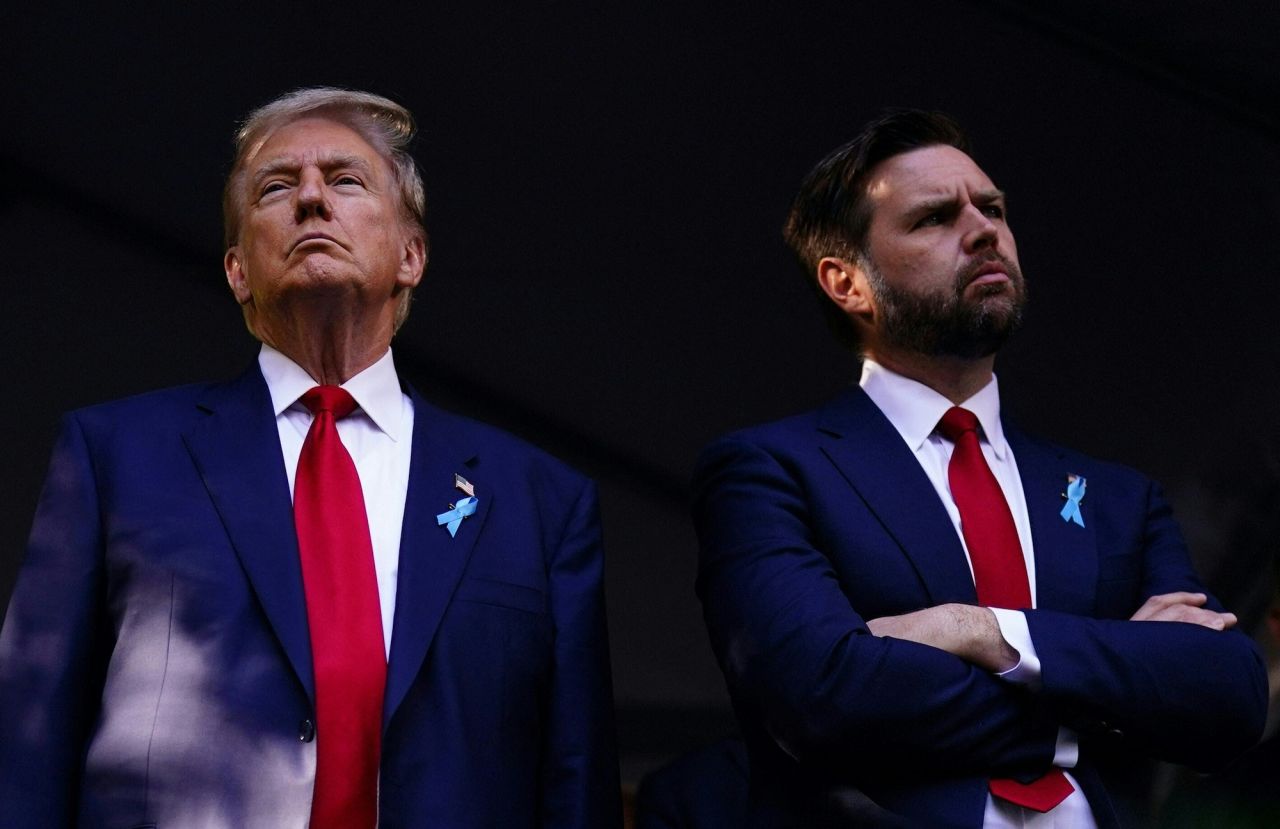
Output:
0,88,620,829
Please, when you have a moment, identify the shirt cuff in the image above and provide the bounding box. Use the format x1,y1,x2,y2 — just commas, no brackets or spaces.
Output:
1054,727,1081,768
990,608,1041,689
989,609,1079,769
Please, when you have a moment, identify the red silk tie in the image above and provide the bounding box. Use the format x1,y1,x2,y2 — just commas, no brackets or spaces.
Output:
294,386,385,829
937,406,1073,813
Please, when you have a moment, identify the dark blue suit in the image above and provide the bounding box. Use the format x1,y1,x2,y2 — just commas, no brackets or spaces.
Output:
692,386,1265,828
0,364,620,828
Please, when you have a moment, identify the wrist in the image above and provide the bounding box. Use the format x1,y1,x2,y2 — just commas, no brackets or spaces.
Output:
955,605,1019,672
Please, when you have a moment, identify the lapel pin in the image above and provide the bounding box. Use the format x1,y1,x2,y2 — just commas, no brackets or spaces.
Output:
1059,474,1086,527
437,474,478,538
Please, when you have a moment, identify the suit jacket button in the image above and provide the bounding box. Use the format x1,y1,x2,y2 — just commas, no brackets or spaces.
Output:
299,718,316,742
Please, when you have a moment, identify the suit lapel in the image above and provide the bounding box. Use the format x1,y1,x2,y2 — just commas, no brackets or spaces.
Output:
817,387,978,605
182,364,315,701
383,390,491,728
1005,425,1098,616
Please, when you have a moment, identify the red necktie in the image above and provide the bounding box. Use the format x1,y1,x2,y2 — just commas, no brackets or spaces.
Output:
937,406,1073,813
294,386,385,829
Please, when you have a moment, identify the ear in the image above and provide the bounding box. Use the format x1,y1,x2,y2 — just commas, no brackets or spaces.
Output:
816,256,875,319
224,247,253,305
396,234,427,289
1268,606,1280,645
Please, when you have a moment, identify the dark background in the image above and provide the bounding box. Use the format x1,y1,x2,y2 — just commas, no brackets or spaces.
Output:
4,0,1279,797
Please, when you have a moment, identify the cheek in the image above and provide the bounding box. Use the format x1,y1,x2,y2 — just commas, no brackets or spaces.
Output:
241,216,285,255
999,228,1019,258
887,251,943,285
345,206,399,242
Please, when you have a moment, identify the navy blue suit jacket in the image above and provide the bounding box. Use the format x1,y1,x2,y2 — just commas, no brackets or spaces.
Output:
0,364,621,828
692,386,1266,828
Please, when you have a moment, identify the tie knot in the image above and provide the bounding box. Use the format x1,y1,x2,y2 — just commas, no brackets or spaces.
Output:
300,385,358,420
937,406,981,442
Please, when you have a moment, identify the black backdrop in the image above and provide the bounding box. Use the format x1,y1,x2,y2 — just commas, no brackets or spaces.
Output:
4,0,1280,790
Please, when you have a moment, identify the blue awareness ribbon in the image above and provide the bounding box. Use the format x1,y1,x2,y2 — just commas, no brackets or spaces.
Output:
436,496,478,538
1059,477,1086,527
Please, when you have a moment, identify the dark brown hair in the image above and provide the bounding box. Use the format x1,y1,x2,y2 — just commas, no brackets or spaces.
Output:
782,109,971,347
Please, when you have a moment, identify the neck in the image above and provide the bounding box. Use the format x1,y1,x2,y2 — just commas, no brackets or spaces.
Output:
252,302,394,386
867,348,995,404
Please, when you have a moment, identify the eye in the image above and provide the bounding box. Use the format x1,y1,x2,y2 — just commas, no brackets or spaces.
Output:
913,212,944,230
261,181,289,196
981,204,1006,220
333,174,363,187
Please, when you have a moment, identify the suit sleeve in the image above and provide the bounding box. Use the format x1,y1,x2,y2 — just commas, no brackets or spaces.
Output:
1026,479,1267,772
538,478,622,828
692,435,1059,779
0,413,109,827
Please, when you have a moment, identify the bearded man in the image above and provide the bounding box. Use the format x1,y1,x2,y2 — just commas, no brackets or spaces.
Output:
691,109,1265,828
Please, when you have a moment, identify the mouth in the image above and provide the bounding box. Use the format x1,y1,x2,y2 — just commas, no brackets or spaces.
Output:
965,259,1011,289
290,232,342,254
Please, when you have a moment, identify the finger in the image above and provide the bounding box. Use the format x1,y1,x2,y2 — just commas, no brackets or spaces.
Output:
1131,592,1207,621
866,617,890,637
1200,611,1236,631
1149,592,1208,608
1145,605,1235,629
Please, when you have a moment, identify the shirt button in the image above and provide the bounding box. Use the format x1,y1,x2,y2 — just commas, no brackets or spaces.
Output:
298,718,316,742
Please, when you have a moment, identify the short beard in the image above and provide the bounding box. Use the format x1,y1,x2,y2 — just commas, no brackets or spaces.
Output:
863,253,1028,360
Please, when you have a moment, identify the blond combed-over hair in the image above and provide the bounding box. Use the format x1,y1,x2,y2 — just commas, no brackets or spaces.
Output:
222,87,427,332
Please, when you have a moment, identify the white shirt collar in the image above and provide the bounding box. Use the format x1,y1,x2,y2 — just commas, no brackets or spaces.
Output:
258,343,406,442
858,358,1008,459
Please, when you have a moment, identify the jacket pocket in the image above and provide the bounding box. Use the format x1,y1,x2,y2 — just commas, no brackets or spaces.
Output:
455,577,545,615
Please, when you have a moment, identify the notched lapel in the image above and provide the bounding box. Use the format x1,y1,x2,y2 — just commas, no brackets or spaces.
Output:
181,366,315,701
1006,426,1098,616
383,393,491,729
817,388,977,606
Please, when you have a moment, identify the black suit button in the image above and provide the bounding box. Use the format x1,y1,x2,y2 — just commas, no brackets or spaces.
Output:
299,718,316,742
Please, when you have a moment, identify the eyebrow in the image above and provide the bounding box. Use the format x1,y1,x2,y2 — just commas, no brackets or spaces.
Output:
250,153,376,190
908,188,1006,215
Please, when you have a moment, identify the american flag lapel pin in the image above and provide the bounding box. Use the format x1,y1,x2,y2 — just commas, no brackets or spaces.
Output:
436,474,479,538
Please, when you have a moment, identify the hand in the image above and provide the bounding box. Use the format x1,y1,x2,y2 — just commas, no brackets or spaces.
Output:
867,604,1019,673
1130,592,1237,630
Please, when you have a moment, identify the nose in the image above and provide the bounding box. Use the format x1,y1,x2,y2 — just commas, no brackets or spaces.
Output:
960,205,998,255
294,168,332,223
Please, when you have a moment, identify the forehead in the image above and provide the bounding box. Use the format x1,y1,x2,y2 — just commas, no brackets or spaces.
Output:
864,144,997,210
245,116,388,175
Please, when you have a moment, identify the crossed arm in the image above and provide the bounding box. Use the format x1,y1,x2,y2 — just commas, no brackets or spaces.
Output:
867,592,1238,674
693,435,1266,779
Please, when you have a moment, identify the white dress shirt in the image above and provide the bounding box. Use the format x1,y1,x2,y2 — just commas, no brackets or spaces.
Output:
859,359,1096,829
259,344,414,659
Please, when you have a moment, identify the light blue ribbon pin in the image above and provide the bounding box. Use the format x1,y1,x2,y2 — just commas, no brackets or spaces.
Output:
1060,476,1086,527
436,496,478,538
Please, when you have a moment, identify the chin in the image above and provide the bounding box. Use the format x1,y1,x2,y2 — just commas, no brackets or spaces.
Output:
298,256,349,281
